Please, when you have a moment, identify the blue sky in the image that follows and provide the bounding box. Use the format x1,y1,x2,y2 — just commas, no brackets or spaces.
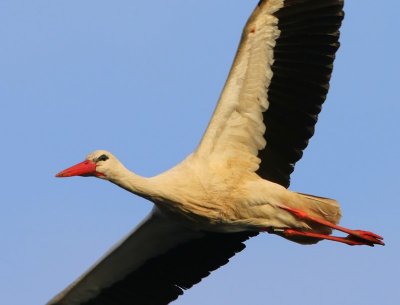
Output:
1,1,399,304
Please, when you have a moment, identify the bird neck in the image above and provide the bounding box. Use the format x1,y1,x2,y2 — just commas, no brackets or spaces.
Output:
108,166,159,200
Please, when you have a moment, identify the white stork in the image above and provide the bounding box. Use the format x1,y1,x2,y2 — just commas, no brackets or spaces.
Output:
48,0,384,304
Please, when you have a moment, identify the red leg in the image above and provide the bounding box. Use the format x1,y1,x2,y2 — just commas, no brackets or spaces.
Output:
277,205,384,246
264,227,371,246
283,229,372,246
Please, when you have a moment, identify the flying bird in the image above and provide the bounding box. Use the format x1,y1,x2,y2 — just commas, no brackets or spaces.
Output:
49,0,384,304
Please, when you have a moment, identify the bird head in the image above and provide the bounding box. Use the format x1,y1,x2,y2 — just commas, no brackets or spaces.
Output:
55,150,122,180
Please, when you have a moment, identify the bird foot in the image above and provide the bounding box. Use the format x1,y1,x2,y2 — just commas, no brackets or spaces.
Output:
345,230,384,246
275,205,384,246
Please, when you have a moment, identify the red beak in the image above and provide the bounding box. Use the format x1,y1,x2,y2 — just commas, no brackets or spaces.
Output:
56,160,97,177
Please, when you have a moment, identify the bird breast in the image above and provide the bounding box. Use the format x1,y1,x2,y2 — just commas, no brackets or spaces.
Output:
149,159,254,232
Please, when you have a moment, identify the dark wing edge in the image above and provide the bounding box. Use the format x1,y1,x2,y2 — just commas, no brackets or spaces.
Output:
83,231,257,305
47,208,257,305
257,0,345,187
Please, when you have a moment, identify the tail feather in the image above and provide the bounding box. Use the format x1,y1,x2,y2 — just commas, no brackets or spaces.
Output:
296,192,342,225
285,193,342,245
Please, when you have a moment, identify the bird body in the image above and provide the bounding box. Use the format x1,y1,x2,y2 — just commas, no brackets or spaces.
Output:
85,150,340,237
49,1,383,304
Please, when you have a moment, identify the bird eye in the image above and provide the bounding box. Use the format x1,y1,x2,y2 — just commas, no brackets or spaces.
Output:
97,154,109,162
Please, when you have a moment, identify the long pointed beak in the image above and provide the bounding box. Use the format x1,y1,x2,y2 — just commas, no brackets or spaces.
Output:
56,160,97,177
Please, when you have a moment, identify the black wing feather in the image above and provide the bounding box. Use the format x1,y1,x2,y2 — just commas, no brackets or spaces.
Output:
83,232,257,305
257,0,344,187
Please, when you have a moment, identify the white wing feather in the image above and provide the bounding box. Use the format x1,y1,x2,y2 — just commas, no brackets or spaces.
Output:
196,0,284,173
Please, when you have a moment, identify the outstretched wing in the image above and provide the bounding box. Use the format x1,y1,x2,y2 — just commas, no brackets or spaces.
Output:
47,209,256,305
196,0,344,187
